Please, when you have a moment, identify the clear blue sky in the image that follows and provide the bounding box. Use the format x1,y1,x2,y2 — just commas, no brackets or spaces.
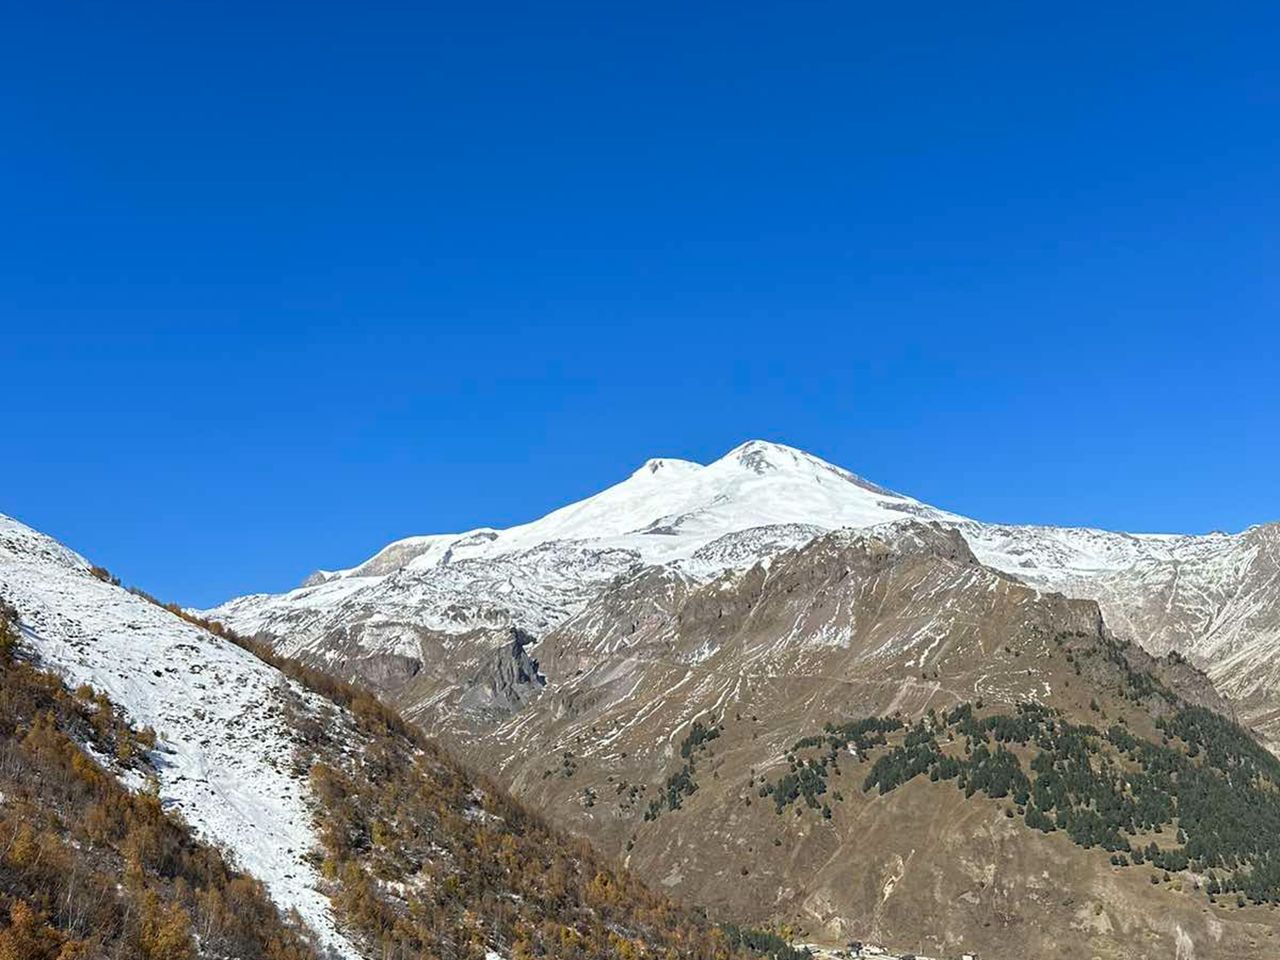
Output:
2,2,1277,606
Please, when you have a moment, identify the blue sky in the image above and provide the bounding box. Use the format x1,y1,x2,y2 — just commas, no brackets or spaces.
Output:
2,2,1277,606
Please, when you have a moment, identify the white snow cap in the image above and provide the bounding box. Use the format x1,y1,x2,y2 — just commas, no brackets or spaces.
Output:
334,439,945,577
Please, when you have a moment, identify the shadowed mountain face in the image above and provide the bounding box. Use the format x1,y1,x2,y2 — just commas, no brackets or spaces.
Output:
201,443,1280,958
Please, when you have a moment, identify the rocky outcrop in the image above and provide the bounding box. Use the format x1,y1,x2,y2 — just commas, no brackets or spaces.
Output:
349,651,422,691
459,627,546,717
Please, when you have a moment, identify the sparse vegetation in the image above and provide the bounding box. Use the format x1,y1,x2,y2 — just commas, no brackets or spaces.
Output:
88,564,121,586
760,718,903,813
720,923,812,960
846,699,1280,902
289,685,743,959
645,717,725,821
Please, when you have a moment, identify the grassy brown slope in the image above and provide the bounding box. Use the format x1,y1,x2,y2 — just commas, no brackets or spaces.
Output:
563,634,1280,959
430,526,1280,959
0,604,319,960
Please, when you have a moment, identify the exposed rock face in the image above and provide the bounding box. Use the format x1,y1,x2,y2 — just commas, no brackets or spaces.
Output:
348,651,422,691
458,627,546,717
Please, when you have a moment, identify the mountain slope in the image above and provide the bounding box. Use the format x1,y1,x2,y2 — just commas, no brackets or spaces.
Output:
964,519,1280,741
0,514,361,958
0,603,320,960
196,442,1280,958
444,523,1280,959
0,513,775,960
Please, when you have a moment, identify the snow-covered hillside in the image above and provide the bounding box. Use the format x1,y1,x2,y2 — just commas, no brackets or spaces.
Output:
0,514,362,959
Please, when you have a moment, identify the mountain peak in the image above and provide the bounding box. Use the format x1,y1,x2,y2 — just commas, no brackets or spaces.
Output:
629,441,818,480
711,440,899,498
721,439,809,473
631,457,703,480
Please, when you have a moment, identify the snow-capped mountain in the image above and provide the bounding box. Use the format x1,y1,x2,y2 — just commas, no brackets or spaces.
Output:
207,441,958,656
332,441,945,574
206,440,1280,738
0,514,363,958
